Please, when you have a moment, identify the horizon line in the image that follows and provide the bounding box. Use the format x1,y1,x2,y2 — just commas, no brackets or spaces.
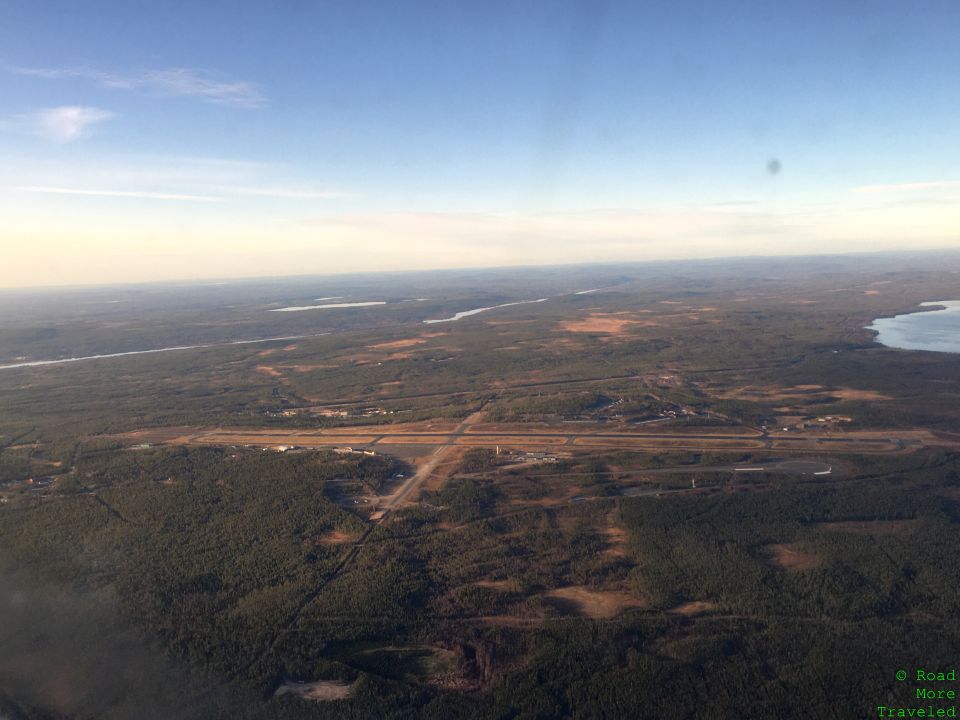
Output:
1,247,959,293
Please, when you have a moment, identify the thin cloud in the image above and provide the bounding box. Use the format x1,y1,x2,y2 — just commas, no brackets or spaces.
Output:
702,200,760,208
854,181,960,193
8,184,346,203
140,68,267,107
1,154,348,203
11,186,222,202
216,186,349,200
2,106,115,142
12,65,267,108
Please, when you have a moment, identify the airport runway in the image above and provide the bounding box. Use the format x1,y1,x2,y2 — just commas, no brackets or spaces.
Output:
123,425,915,455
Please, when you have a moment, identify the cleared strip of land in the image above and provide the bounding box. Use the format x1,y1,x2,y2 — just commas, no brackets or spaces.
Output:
116,423,942,455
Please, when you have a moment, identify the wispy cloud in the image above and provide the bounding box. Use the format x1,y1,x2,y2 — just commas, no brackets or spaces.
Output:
1,154,349,204
12,65,267,108
10,186,221,202
8,184,345,203
701,200,760,209
1,105,115,142
215,186,349,200
854,181,960,193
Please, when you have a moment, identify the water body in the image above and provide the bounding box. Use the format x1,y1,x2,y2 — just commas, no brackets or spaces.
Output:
0,333,330,371
423,298,548,324
270,301,386,313
866,300,960,353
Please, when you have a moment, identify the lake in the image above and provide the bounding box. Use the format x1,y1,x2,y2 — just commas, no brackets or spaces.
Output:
270,301,386,313
866,300,960,353
423,298,548,324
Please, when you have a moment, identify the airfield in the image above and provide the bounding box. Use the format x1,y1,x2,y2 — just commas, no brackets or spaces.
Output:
125,422,923,456
119,417,954,523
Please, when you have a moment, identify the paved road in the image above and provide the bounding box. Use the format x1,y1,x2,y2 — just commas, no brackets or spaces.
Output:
377,410,488,515
628,459,833,476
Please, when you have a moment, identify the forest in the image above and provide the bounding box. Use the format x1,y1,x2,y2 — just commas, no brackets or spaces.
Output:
2,257,960,718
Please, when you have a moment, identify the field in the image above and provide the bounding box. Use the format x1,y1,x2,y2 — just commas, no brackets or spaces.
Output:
2,253,960,719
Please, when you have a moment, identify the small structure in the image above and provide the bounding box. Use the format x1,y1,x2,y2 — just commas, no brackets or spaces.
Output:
518,451,557,463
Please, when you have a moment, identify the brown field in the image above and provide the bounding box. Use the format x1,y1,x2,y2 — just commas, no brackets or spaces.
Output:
602,522,628,557
765,543,819,571
472,579,518,592
314,530,355,546
829,388,893,401
669,601,719,616
274,680,353,702
709,384,892,403
559,314,657,335
544,586,646,618
368,338,427,350
255,365,283,377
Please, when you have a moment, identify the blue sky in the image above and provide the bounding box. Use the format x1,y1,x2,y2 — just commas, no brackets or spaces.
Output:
1,0,959,286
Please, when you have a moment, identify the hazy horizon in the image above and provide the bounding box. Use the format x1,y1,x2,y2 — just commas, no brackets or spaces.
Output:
2,247,959,293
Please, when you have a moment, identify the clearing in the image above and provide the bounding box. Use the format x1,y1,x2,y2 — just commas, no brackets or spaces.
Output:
274,680,353,702
669,601,719,616
543,586,646,619
765,543,819,571
559,313,656,335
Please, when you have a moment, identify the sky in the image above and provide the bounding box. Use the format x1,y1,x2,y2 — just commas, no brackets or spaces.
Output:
1,0,959,287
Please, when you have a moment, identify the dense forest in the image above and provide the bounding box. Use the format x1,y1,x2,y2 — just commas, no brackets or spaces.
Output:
3,444,960,718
